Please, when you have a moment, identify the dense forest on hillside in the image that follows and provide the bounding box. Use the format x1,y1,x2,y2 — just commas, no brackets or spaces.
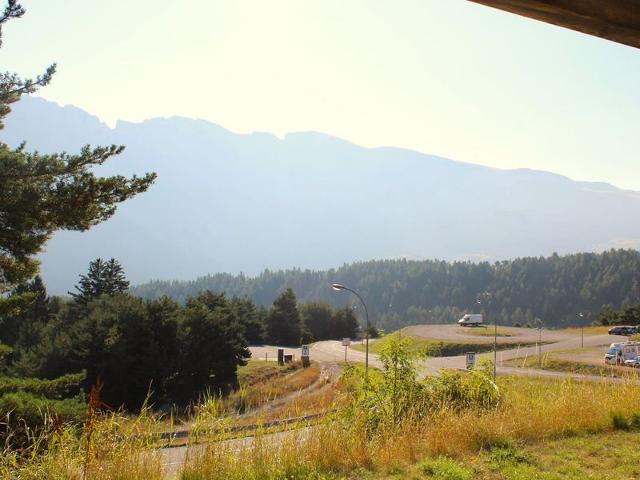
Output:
133,249,640,330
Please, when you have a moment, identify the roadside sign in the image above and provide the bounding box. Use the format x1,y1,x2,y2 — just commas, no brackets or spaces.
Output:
466,352,476,370
301,344,310,367
342,338,351,363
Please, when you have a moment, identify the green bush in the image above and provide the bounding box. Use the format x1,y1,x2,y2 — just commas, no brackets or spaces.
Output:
630,412,640,430
419,456,473,480
0,373,86,448
611,411,630,430
0,372,84,398
0,391,85,447
423,360,500,411
486,445,530,466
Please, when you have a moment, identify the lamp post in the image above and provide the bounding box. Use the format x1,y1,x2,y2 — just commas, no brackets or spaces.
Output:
578,312,585,348
331,283,370,380
477,291,494,381
534,318,543,369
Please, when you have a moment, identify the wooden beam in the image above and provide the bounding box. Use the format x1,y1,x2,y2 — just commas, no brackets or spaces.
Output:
468,0,640,49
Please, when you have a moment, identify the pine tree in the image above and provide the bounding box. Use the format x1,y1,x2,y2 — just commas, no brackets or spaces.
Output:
266,288,303,346
70,258,129,303
0,275,50,348
0,1,155,314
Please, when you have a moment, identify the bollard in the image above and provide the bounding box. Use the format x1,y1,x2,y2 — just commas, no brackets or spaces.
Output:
277,348,284,366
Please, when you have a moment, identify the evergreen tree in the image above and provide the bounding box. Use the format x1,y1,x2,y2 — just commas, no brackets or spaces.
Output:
230,296,264,344
70,258,129,303
177,292,250,400
301,302,333,341
332,306,361,339
0,2,155,315
266,288,302,346
0,275,50,347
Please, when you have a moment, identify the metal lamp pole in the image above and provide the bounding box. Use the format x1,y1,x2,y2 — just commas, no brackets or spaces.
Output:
535,318,543,369
578,312,584,348
331,283,370,380
477,292,494,381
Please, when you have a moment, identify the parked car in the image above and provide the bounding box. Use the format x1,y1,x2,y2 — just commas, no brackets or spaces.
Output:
623,356,640,368
604,342,640,365
608,325,639,336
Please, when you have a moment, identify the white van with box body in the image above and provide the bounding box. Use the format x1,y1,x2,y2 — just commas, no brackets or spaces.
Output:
458,314,483,327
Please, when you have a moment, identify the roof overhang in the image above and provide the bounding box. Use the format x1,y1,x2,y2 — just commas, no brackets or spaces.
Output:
468,1,640,49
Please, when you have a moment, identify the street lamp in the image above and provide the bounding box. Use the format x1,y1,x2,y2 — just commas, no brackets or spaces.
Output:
578,312,585,348
331,283,370,379
534,318,543,369
477,291,495,381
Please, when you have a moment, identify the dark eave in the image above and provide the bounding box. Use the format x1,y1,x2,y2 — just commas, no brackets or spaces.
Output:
468,0,640,49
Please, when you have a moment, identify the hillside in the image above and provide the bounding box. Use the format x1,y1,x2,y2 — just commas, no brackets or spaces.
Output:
132,249,640,329
4,96,640,295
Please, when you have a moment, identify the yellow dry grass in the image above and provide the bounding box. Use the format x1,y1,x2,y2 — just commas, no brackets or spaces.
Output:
4,373,640,480
559,325,611,335
180,375,640,479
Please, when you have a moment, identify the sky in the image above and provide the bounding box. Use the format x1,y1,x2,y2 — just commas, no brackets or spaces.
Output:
1,0,639,189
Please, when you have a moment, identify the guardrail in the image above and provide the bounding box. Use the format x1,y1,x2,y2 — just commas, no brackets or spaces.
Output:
156,410,330,447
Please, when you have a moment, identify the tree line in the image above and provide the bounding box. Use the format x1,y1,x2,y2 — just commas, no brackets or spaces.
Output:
1,258,361,415
133,249,640,330
596,302,640,326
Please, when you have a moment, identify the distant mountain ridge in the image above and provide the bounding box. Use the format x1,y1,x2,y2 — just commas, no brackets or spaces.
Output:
3,96,640,295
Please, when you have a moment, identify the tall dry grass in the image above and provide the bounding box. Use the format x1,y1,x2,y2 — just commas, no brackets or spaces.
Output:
0,409,164,480
180,375,640,478
2,372,640,479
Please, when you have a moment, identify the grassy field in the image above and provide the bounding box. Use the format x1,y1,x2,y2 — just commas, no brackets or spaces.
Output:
236,359,301,384
559,325,611,335
4,371,640,479
504,351,640,378
362,430,640,479
149,360,321,434
460,326,514,337
352,332,539,357
213,360,322,415
177,374,640,479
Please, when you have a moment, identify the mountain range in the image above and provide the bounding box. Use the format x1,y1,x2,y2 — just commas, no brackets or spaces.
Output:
4,96,640,295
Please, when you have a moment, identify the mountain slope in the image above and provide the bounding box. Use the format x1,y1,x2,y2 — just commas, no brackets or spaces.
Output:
3,96,640,294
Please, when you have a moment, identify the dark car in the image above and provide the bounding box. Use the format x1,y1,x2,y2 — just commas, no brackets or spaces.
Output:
608,325,639,336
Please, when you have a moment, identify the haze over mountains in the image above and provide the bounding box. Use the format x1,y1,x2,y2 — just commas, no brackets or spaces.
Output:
4,96,640,295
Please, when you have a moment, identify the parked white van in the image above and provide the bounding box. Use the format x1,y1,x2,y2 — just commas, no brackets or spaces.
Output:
604,342,640,365
458,314,483,327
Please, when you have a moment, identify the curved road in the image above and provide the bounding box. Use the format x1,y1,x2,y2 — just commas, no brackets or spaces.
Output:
249,327,625,377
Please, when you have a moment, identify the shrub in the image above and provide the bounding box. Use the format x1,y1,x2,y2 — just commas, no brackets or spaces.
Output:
0,372,84,398
630,412,640,430
419,456,473,480
0,372,86,448
423,360,500,411
486,445,530,466
611,411,630,431
0,391,85,448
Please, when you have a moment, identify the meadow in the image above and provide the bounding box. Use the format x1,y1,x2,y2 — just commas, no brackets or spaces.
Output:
3,340,640,480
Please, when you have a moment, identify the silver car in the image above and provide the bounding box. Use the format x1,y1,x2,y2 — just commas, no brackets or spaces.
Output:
623,356,640,368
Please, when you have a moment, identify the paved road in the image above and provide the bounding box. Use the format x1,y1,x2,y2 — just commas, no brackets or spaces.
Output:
248,329,625,377
248,341,384,368
406,324,572,345
419,331,625,375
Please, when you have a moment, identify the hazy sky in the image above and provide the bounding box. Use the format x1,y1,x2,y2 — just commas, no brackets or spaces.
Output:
1,1,639,189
